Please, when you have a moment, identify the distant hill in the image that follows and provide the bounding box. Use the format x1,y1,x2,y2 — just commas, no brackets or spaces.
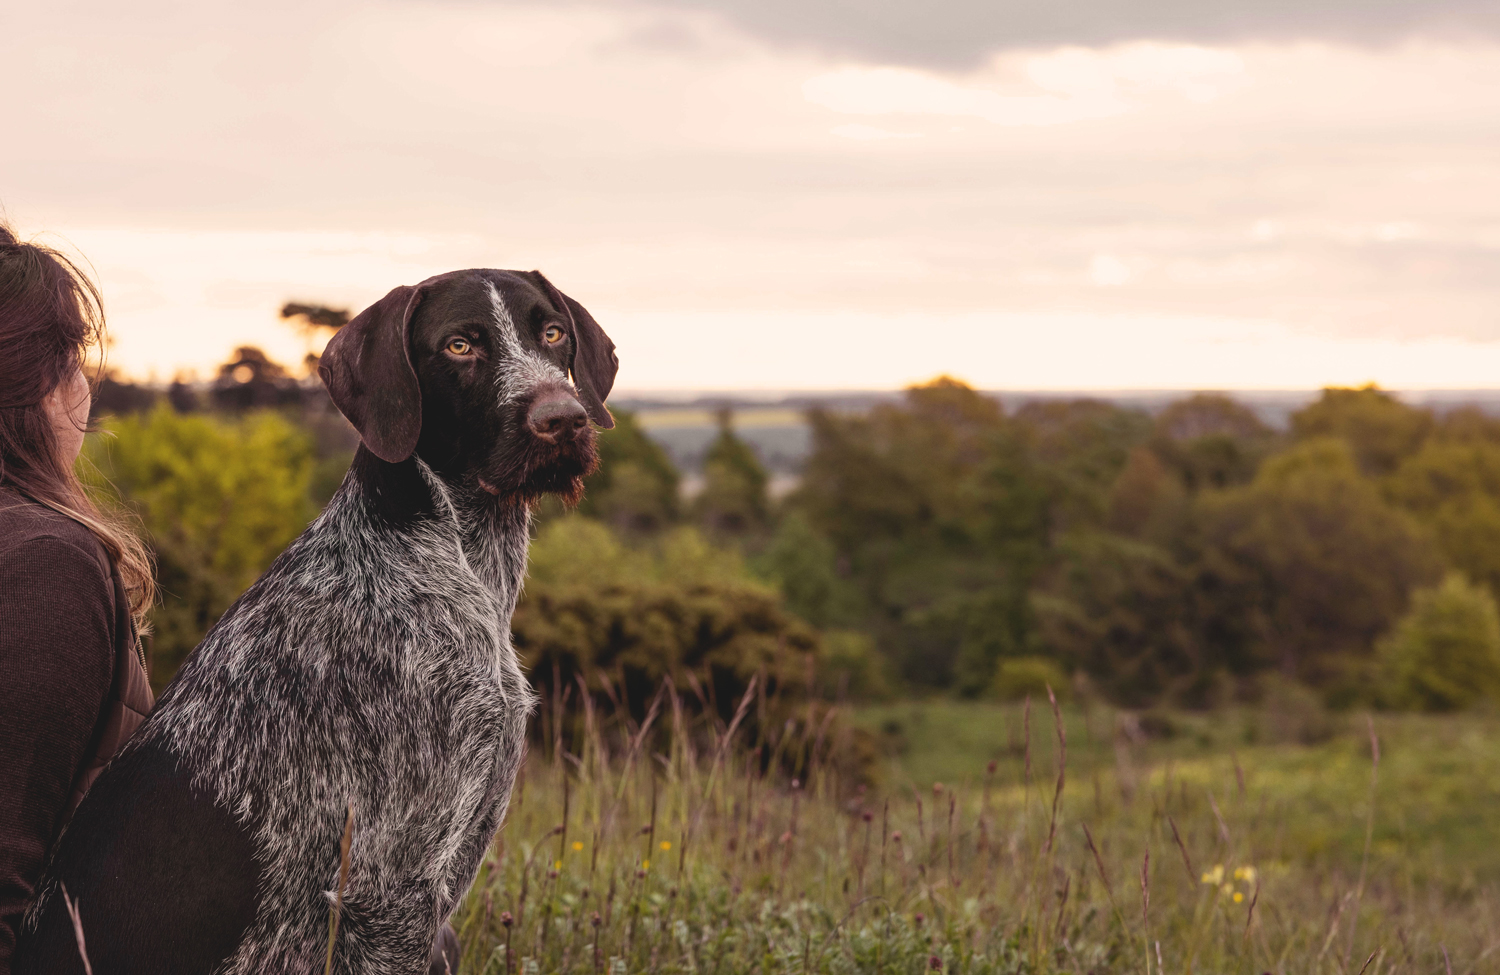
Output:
613,388,1500,476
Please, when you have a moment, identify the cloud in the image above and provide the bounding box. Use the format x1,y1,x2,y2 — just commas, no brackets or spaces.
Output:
829,124,923,140
5,0,1500,389
627,0,1500,68
802,44,1245,128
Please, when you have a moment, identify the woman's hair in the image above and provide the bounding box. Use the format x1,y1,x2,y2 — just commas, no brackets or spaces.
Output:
0,222,155,622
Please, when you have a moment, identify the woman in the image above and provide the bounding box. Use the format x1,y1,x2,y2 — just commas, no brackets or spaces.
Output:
0,226,461,975
0,224,155,970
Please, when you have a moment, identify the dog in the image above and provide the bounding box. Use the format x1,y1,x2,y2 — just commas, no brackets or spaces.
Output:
16,268,617,974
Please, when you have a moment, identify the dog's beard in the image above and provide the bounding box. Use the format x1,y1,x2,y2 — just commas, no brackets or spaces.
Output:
477,429,600,507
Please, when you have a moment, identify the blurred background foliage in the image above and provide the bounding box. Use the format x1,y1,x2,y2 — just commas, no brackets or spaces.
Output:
86,360,1500,718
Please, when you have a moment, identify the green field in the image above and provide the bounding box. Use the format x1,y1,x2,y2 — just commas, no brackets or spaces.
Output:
449,695,1500,974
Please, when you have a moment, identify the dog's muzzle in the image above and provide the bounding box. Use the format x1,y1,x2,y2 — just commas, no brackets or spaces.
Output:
526,389,588,444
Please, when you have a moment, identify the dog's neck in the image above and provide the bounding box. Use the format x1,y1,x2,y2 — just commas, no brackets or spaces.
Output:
451,492,532,619
345,446,532,617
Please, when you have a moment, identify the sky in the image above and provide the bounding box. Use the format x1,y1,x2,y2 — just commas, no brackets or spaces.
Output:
3,0,1499,391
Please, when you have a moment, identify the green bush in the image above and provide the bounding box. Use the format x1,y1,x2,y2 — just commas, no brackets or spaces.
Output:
990,655,1071,702
1377,573,1500,711
86,405,319,687
515,517,819,725
816,629,894,701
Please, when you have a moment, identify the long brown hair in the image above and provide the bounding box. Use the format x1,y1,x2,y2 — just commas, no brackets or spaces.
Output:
0,223,155,622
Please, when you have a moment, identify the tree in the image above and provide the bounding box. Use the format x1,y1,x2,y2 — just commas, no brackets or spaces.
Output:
695,408,770,536
1013,398,1154,530
1377,573,1500,711
754,511,863,629
1151,393,1273,492
793,377,1050,692
211,347,302,411
571,410,680,533
1384,438,1500,597
1033,531,1203,706
1106,445,1187,539
1291,384,1432,476
1197,437,1444,685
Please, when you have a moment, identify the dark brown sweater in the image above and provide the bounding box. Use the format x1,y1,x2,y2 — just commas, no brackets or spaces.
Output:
0,490,152,970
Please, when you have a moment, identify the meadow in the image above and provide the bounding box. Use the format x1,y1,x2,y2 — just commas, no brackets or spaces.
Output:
447,683,1500,975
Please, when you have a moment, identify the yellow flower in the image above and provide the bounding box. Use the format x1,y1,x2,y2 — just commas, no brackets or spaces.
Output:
1240,865,1257,884
572,841,584,852
642,859,650,870
554,860,562,870
660,840,672,851
1221,883,1234,896
1201,865,1225,885
1233,892,1244,903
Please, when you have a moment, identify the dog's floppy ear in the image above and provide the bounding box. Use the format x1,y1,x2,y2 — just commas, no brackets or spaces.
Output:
532,271,618,429
318,284,426,462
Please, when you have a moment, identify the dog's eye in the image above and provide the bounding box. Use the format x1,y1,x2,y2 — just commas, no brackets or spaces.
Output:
446,338,473,356
543,325,565,345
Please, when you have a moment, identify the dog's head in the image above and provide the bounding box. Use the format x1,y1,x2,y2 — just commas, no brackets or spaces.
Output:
319,268,618,505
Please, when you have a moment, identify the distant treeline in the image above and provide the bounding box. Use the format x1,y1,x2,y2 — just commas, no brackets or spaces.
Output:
89,358,1500,713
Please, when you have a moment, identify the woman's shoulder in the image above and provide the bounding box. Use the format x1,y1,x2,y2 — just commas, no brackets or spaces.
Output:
0,488,112,577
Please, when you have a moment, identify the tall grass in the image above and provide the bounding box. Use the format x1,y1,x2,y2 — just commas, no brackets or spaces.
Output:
448,680,1500,974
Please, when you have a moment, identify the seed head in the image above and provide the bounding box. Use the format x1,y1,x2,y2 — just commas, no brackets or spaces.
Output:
549,869,559,880
591,912,602,928
862,811,874,823
892,830,903,842
500,911,514,928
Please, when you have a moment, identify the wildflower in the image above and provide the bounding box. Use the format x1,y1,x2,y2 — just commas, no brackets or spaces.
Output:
914,913,925,926
554,861,562,871
573,841,584,852
636,868,647,879
500,911,514,928
642,859,651,870
933,782,943,795
659,840,672,851
930,955,943,970
550,869,560,880
592,912,602,928
792,778,801,790
1200,864,1225,885
1233,892,1244,903
862,811,874,823
1220,883,1233,896
1238,865,1257,884
892,831,903,842
987,759,997,774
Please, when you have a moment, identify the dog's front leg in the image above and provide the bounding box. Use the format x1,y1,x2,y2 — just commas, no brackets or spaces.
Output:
322,879,442,975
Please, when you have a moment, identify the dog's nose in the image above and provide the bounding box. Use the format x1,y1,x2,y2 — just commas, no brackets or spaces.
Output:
526,392,588,443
